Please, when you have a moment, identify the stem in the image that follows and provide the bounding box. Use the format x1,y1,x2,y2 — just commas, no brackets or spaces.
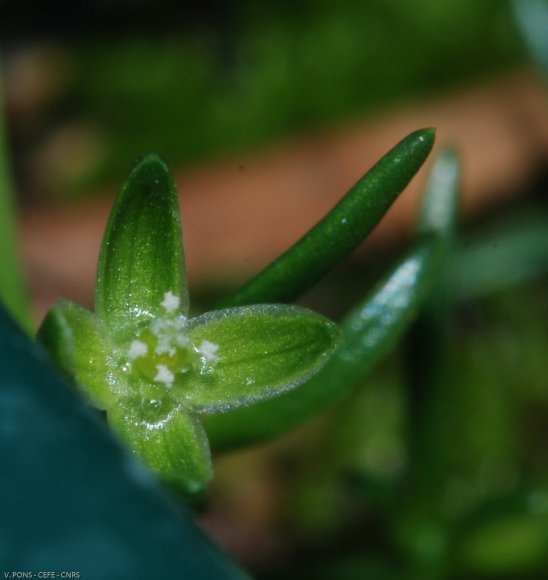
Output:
406,149,460,491
402,149,460,576
0,61,32,331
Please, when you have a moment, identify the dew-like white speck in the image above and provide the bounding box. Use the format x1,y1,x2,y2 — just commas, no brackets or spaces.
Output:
198,339,219,362
128,340,148,360
154,364,174,387
161,291,180,313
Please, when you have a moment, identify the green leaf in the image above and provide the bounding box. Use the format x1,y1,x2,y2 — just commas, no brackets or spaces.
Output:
96,153,188,341
404,149,460,497
108,398,213,496
417,147,460,245
452,207,548,301
456,493,548,576
206,239,442,450
222,128,435,307
37,299,115,410
0,71,32,332
184,305,340,413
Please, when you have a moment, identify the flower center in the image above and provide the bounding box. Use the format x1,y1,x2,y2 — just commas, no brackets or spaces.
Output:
124,291,219,396
128,317,192,387
126,315,219,393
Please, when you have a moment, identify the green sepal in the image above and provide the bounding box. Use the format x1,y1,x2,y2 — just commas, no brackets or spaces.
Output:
205,239,442,450
37,299,115,410
222,128,435,307
108,397,212,496
184,305,341,413
96,153,189,341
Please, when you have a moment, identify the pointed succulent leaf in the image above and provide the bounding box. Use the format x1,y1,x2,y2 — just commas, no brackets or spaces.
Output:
96,153,189,341
222,128,435,307
182,305,340,413
38,299,116,410
108,397,212,496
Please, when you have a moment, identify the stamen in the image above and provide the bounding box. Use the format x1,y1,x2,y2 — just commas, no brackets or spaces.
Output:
128,340,148,359
154,364,174,387
161,291,180,313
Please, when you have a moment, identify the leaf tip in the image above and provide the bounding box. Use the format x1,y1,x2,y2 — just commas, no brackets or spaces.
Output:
124,153,173,190
417,126,436,144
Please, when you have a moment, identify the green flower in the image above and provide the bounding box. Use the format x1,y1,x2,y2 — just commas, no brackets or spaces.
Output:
38,154,340,495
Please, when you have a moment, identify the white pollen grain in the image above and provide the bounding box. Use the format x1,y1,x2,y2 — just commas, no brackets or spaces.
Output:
161,291,180,313
198,339,219,362
128,340,148,360
154,364,174,387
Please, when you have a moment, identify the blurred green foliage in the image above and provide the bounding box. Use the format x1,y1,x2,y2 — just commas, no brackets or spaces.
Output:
244,202,548,580
1,0,525,196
